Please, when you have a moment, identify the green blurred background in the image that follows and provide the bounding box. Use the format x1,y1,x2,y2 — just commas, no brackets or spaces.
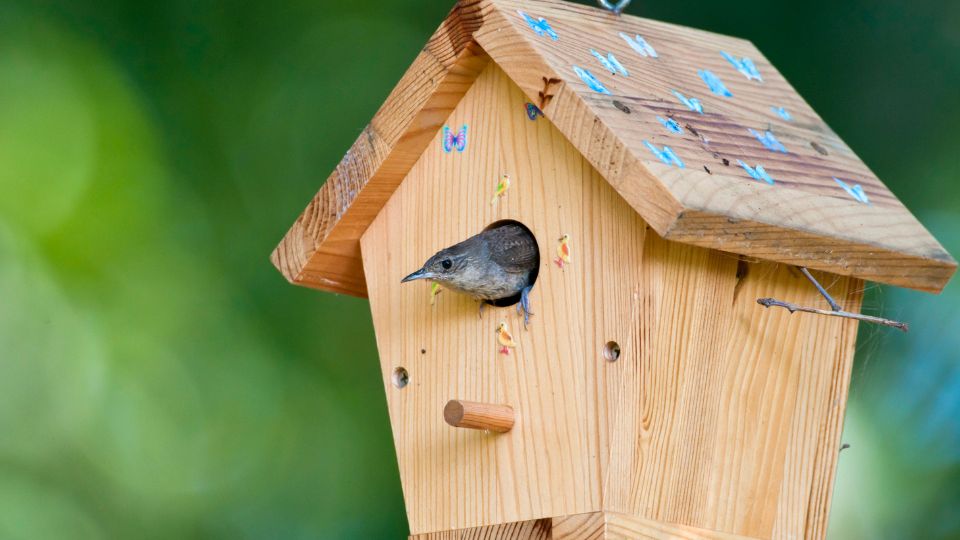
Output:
0,0,957,538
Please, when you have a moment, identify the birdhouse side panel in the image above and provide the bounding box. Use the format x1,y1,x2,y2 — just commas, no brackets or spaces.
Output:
602,253,862,540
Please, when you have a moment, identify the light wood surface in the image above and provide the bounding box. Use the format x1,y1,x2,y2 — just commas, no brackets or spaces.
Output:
409,518,551,540
444,400,516,432
410,512,768,539
361,63,863,538
274,0,955,295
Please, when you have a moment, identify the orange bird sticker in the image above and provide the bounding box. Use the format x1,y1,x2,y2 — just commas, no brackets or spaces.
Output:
496,321,516,356
554,234,571,269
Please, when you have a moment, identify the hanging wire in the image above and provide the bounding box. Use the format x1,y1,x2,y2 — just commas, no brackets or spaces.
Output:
597,0,632,15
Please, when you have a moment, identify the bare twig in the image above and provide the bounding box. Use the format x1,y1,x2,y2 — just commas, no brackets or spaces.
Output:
799,267,843,312
757,298,909,332
757,267,909,332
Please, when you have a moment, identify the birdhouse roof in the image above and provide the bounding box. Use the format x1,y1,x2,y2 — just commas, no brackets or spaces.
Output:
271,0,955,296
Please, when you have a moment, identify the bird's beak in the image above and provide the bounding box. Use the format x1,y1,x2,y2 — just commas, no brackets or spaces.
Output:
401,268,430,283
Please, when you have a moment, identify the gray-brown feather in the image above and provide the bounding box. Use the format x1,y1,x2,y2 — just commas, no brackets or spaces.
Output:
416,223,539,301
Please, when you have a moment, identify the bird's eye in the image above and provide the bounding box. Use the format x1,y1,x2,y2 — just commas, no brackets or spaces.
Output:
441,259,453,270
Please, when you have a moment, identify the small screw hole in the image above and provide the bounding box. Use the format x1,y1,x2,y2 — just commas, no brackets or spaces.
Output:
392,367,410,389
603,341,621,362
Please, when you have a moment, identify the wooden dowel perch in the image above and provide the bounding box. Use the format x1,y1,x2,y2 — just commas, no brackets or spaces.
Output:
444,400,515,433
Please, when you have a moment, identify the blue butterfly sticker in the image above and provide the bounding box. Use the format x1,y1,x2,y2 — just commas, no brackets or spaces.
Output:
573,66,612,95
517,10,559,41
643,141,685,168
525,102,543,120
657,116,683,135
835,178,870,204
749,129,787,153
737,160,774,185
721,51,762,82
699,70,733,97
772,106,793,121
442,125,467,153
620,33,658,58
591,49,629,76
672,90,703,114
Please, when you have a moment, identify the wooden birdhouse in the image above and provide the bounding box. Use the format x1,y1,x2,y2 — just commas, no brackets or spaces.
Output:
271,0,956,538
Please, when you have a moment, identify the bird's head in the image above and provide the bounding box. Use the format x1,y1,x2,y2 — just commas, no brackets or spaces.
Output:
496,322,507,333
401,244,474,286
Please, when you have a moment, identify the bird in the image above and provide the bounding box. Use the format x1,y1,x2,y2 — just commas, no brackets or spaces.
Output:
401,221,539,327
490,174,511,205
495,321,516,355
554,234,571,269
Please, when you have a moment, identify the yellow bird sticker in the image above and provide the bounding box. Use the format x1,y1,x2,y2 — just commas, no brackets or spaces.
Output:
490,174,511,205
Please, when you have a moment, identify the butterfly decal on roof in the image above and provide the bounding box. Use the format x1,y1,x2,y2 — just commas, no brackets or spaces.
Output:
442,125,468,153
657,116,683,135
573,66,612,95
699,70,733,97
643,141,685,168
517,10,559,41
590,49,629,76
771,106,793,121
721,51,762,82
749,129,788,153
525,102,543,120
672,90,703,114
834,178,870,204
620,33,658,58
737,160,774,185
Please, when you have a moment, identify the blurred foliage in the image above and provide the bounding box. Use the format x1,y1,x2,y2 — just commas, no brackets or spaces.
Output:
0,0,957,538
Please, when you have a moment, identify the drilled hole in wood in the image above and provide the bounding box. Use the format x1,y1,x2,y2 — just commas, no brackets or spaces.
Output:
392,367,410,389
603,341,621,362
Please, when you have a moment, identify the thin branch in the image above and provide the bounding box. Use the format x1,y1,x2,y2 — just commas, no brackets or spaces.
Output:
757,298,909,332
799,267,843,312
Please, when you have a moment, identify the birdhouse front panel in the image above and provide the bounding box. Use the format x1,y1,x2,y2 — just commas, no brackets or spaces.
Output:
360,61,863,539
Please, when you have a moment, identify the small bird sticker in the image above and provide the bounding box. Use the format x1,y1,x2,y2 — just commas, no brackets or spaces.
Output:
429,282,443,305
554,234,571,269
496,321,516,355
491,174,511,205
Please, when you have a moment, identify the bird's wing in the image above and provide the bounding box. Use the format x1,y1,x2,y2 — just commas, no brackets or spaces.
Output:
486,224,539,274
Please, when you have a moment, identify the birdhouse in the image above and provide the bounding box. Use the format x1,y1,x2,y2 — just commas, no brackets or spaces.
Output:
271,0,956,538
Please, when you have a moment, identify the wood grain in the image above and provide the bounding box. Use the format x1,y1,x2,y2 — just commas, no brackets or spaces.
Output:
604,513,764,540
276,0,955,295
409,518,551,540
445,400,516,432
362,62,864,539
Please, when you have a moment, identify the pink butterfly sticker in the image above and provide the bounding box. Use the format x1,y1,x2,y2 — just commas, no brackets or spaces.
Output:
443,125,468,153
